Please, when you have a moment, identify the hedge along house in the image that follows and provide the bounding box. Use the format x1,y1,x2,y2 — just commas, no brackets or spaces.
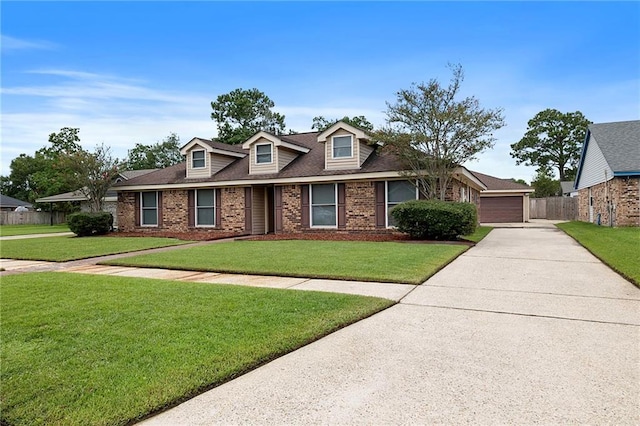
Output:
574,120,640,227
113,121,486,236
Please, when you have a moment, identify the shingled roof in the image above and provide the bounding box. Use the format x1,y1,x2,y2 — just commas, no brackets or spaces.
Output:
115,131,404,187
470,170,532,191
586,120,640,173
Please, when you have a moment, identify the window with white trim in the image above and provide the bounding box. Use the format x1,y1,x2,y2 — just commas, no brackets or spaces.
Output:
192,150,206,168
196,189,215,226
256,144,272,164
332,135,352,158
311,184,337,227
141,191,158,226
387,180,417,227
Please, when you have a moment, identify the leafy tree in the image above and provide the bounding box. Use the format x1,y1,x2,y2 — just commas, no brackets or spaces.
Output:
510,178,528,186
531,167,561,198
125,133,183,170
1,128,83,206
510,109,591,181
311,115,374,132
62,143,121,212
375,64,505,200
210,88,286,145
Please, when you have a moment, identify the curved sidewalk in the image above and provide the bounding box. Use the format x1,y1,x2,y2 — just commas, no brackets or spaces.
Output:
140,225,639,425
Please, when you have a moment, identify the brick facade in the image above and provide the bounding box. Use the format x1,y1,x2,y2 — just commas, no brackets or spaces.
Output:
578,177,640,227
118,177,484,235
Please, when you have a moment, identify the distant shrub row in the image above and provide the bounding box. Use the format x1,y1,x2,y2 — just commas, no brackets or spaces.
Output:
68,212,113,237
391,200,477,240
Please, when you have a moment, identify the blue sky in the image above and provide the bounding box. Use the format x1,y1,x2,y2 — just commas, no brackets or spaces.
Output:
2,1,639,182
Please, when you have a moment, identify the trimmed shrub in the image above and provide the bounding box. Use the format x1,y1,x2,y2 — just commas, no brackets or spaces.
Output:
68,212,113,237
391,200,477,240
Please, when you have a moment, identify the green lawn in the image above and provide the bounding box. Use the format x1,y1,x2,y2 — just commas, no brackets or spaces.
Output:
461,226,492,243
0,224,70,236
0,236,190,261
557,221,640,286
103,240,468,284
1,272,393,426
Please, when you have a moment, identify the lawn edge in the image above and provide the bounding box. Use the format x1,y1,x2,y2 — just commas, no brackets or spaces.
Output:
555,223,639,288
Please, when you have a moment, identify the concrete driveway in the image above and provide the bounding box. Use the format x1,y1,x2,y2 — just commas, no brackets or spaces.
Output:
142,224,639,425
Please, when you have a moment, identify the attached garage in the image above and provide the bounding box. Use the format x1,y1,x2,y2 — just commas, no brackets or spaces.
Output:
480,196,523,223
471,171,534,223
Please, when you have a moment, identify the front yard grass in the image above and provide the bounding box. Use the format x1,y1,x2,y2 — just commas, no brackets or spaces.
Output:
0,236,190,261
103,240,468,284
557,221,640,286
1,272,393,426
461,226,492,243
0,224,70,236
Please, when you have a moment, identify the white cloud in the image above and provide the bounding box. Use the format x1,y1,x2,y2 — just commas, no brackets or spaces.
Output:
1,35,58,51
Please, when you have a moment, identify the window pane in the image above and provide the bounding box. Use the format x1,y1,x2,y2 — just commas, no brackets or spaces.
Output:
388,181,416,203
388,206,399,228
333,136,352,157
197,207,215,225
142,192,156,208
256,144,271,163
193,151,205,168
197,190,214,207
312,184,335,205
142,209,157,225
312,205,336,226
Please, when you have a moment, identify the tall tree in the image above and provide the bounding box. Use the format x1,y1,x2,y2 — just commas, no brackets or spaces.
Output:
62,143,121,212
210,88,286,144
311,115,374,132
375,64,505,200
510,109,591,181
125,133,183,170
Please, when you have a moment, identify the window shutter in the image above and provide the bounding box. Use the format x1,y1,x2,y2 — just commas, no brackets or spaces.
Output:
157,192,163,227
215,188,222,228
244,187,252,233
275,186,283,232
375,181,386,228
188,190,195,227
301,185,310,228
337,183,346,229
134,192,140,227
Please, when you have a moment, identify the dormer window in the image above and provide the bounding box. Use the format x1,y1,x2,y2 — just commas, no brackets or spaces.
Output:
332,135,352,158
256,144,272,164
192,150,206,168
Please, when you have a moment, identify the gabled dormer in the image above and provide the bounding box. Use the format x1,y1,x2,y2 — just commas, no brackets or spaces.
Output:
242,131,310,175
317,121,375,170
180,137,246,179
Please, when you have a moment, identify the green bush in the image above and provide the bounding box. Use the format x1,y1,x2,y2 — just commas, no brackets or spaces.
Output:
391,200,477,240
68,212,113,237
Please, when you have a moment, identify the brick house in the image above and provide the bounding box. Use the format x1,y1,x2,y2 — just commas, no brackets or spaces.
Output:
114,121,486,236
574,120,640,227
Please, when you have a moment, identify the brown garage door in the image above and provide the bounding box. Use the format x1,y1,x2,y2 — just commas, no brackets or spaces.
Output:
480,196,523,223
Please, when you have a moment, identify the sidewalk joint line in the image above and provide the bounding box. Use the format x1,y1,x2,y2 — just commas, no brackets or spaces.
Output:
400,303,640,327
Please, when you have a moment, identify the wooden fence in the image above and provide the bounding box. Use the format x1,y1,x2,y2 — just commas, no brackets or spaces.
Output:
0,211,67,225
530,197,578,220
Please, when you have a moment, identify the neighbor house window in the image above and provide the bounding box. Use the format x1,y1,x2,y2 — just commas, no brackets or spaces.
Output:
387,180,417,227
256,144,272,164
196,189,215,227
332,135,352,158
311,183,337,227
141,191,158,226
192,150,206,168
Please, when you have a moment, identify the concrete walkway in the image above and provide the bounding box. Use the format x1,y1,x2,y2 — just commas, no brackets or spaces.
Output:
141,224,639,425
0,231,74,240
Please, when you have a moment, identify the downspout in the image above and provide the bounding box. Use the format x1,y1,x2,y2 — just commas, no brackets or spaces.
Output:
50,202,54,226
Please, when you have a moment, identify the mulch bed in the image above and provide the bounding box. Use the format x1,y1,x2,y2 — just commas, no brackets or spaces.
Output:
109,231,472,245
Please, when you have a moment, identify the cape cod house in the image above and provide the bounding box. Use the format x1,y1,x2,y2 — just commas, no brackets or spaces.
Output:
113,122,486,236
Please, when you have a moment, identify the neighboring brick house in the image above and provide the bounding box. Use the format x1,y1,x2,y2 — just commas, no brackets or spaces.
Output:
574,120,640,227
114,121,486,236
